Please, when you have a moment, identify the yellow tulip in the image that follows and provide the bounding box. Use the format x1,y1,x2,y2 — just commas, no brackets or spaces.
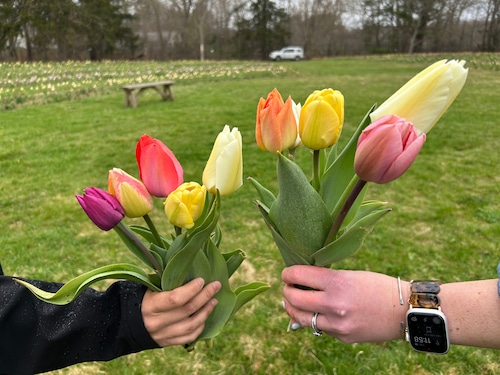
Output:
299,88,344,150
202,125,243,196
164,182,207,229
370,59,468,134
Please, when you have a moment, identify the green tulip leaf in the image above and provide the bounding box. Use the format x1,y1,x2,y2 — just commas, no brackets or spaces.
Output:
231,282,271,318
257,201,312,265
320,105,375,213
114,224,158,270
312,207,391,266
269,153,332,258
247,176,276,210
211,225,222,248
184,240,237,350
222,249,246,278
348,200,390,228
14,263,161,305
130,225,171,249
149,243,168,264
161,193,220,290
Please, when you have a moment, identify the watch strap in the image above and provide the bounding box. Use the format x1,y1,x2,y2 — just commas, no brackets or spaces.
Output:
409,280,441,309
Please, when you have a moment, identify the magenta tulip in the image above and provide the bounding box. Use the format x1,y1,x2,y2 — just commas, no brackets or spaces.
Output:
354,115,426,184
76,187,125,231
136,134,183,198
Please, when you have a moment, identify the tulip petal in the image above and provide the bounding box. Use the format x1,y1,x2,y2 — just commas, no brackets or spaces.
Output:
381,133,426,183
108,168,153,218
300,100,341,150
214,139,243,196
256,89,298,152
370,59,468,134
355,116,426,184
76,187,124,231
136,135,183,197
203,126,243,196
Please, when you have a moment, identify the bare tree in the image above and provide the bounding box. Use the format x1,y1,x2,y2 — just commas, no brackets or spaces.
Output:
481,0,500,50
289,0,347,57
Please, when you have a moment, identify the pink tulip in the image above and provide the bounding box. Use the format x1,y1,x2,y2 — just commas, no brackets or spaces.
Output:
108,168,154,218
76,187,124,231
136,134,183,197
354,115,426,184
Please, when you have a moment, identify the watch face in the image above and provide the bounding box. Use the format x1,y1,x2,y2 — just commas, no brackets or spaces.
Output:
407,309,449,354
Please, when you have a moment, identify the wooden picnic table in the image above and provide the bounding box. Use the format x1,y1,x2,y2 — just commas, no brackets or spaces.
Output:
122,80,174,108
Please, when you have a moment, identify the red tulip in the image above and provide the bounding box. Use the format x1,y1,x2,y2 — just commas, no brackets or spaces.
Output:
76,187,124,231
354,115,426,184
136,134,183,197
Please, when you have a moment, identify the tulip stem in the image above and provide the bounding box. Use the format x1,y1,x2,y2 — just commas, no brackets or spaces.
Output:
312,150,321,191
143,214,165,248
324,178,367,246
115,222,162,275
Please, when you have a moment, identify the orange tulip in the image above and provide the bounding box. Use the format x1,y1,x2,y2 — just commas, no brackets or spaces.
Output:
256,88,298,152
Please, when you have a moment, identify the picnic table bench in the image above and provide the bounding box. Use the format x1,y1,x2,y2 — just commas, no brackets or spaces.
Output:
122,80,175,108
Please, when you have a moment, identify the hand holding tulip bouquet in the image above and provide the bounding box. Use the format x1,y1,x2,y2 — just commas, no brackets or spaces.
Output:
249,60,468,268
16,126,269,350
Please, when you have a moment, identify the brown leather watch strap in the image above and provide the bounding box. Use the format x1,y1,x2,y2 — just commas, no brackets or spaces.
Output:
409,280,442,309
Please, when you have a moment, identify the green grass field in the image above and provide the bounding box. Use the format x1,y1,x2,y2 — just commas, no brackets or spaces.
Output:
1,54,499,374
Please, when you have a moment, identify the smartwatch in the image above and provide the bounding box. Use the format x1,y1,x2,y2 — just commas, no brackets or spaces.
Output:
405,280,450,354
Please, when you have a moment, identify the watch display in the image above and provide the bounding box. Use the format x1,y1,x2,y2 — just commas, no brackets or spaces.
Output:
406,308,449,354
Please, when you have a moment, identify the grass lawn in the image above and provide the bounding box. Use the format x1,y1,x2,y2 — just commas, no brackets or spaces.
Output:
1,54,499,374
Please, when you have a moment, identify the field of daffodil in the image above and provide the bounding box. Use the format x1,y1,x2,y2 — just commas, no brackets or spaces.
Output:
0,60,288,110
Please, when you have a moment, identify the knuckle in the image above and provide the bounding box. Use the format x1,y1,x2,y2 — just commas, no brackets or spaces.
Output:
182,300,199,316
166,291,183,306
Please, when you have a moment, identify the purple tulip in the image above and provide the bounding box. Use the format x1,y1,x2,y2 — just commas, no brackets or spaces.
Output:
76,187,125,231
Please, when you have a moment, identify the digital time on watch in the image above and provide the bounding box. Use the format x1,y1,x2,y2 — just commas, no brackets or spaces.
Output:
405,280,450,354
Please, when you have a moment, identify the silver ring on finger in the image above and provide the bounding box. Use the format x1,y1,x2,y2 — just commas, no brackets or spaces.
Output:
311,312,323,336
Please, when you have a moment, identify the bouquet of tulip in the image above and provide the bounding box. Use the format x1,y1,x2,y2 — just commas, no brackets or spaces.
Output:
16,126,269,350
250,60,468,267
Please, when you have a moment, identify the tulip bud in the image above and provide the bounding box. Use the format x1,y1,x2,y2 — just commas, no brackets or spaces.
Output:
76,187,125,231
370,59,468,134
255,88,298,152
136,134,183,198
202,125,243,196
108,168,154,218
164,182,207,229
354,115,426,184
299,88,344,150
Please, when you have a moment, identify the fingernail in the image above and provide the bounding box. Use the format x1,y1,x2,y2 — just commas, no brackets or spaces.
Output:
213,281,222,292
291,323,300,330
281,300,286,309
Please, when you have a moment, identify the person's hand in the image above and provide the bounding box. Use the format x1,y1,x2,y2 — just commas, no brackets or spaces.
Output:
141,278,221,347
282,266,408,343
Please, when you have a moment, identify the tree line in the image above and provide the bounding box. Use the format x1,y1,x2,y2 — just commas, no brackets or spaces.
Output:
0,0,498,62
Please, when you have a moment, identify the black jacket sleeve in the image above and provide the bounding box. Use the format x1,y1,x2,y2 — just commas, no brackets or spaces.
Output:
0,264,159,375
